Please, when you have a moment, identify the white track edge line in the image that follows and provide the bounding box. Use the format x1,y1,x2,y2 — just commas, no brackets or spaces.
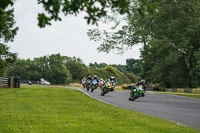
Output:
78,88,118,107
78,88,190,128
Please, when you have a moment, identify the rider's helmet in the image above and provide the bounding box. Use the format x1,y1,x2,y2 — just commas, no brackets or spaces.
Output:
100,78,104,81
110,76,114,80
94,75,97,78
88,75,91,78
141,79,145,84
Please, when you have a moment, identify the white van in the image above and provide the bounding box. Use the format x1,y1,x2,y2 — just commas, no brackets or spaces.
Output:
40,78,50,85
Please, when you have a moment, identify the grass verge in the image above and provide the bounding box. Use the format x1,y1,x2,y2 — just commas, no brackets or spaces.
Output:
0,86,199,133
150,91,200,99
174,93,200,99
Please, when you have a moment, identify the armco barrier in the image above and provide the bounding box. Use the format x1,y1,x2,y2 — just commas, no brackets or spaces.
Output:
164,88,200,94
121,85,200,94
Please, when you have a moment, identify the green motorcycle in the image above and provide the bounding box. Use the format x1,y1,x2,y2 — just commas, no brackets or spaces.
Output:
101,81,113,96
110,81,116,91
129,85,145,101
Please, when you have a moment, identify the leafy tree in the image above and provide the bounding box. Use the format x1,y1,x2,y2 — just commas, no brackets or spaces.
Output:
0,0,18,76
126,59,141,74
8,59,34,80
0,0,18,42
88,0,200,88
0,44,17,76
89,62,108,68
126,73,139,83
47,54,72,84
87,0,155,54
140,0,200,87
111,64,127,73
37,0,155,28
89,62,99,68
98,63,108,68
9,54,72,84
64,56,89,82
94,66,130,85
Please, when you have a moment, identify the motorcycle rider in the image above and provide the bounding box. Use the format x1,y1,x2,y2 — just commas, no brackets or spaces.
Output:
136,79,146,96
99,78,104,88
86,75,92,81
92,75,99,83
110,76,117,91
85,75,92,90
82,77,86,88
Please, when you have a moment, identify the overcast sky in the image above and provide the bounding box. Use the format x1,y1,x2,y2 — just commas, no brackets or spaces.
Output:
7,0,142,65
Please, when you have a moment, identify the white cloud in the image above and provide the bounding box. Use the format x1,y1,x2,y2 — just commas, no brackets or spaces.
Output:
7,0,142,65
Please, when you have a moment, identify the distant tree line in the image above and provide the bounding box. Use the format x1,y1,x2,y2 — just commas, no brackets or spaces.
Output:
7,53,141,85
3,0,200,88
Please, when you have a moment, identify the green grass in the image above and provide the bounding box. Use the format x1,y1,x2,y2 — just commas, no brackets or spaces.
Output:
150,91,200,99
0,87,199,133
174,93,200,99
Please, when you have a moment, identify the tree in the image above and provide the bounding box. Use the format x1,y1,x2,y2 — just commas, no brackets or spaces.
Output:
64,56,89,82
126,73,139,83
37,0,154,28
0,0,18,76
140,0,200,87
0,44,17,76
126,59,141,74
111,64,127,73
47,54,72,84
0,0,18,42
8,59,33,80
9,54,72,84
87,0,155,54
88,0,200,88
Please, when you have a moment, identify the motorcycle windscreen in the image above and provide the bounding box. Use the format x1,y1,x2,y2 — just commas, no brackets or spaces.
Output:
92,80,97,84
138,85,143,91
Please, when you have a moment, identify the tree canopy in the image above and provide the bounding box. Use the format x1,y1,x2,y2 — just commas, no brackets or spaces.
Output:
8,54,140,85
0,0,18,76
37,0,155,28
88,0,200,88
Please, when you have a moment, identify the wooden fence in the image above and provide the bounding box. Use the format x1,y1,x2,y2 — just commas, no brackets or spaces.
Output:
0,77,20,88
0,77,9,88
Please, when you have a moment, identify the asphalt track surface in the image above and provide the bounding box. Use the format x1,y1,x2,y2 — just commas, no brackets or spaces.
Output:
79,88,200,129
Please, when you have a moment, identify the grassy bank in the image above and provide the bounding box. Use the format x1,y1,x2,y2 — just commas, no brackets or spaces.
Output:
0,86,199,133
150,91,200,99
174,93,200,99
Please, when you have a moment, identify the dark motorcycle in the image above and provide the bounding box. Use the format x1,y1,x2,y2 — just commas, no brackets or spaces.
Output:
82,79,86,89
91,79,98,92
129,85,145,101
86,79,91,91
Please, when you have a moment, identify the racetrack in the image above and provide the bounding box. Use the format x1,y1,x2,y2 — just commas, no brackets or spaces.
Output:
80,88,200,129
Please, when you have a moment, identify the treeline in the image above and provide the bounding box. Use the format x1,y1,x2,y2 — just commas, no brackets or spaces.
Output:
8,53,141,85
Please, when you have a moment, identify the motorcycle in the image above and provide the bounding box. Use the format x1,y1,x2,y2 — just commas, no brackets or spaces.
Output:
82,79,86,89
91,79,98,92
129,85,145,101
99,79,104,89
110,81,116,91
101,80,113,96
86,79,92,91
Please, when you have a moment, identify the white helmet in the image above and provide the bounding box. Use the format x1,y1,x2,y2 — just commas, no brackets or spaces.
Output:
141,79,145,83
